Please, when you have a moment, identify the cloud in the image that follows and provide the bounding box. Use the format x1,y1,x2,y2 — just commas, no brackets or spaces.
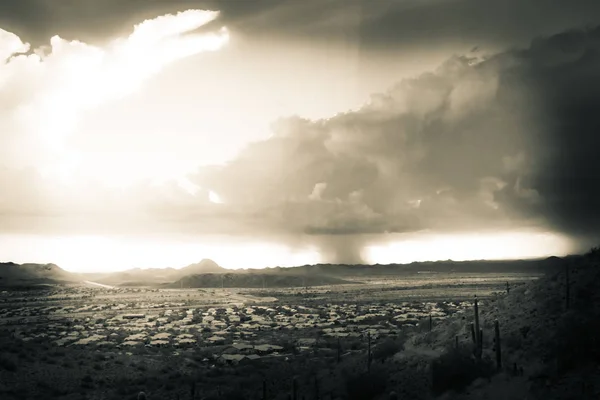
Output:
3,17,600,261
0,9,229,231
187,25,600,260
0,9,228,172
6,0,599,56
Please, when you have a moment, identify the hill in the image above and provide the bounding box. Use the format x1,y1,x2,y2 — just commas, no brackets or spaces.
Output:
400,248,600,399
0,262,77,286
86,259,227,285
179,259,226,275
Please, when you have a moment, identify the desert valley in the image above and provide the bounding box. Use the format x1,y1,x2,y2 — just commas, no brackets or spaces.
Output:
1,253,598,400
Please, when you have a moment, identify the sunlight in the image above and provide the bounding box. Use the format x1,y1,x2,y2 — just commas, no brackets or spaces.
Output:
208,190,223,204
12,10,229,187
0,234,322,273
364,231,573,264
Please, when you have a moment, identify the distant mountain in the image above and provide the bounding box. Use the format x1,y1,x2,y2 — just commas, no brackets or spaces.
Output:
179,259,227,275
88,256,576,287
87,259,227,285
164,273,356,289
258,257,573,277
0,262,77,286
1,256,575,289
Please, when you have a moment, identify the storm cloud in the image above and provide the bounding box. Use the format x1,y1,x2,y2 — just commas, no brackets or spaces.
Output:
2,5,600,263
188,26,600,260
3,0,600,51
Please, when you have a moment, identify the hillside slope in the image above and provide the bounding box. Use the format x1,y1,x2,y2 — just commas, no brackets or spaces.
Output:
407,251,600,399
0,262,77,286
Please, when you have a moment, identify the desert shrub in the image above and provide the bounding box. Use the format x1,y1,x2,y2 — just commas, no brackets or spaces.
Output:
584,246,600,260
221,388,246,400
81,377,94,389
519,326,531,339
51,349,66,357
168,370,184,380
115,377,135,395
51,386,69,396
392,363,431,400
160,365,172,374
414,331,436,346
554,311,600,372
373,336,405,361
278,337,297,354
0,356,18,372
347,338,363,350
344,365,388,400
503,332,522,351
431,346,494,395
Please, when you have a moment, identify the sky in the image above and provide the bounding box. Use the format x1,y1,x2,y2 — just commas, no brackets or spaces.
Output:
1,0,600,272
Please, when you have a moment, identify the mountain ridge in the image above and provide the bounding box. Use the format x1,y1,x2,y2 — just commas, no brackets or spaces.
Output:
0,255,576,287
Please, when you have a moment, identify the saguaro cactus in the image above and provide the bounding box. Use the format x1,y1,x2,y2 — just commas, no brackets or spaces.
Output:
565,264,570,310
367,332,372,372
429,314,433,332
314,376,319,400
474,297,480,343
494,320,502,370
389,391,398,400
472,297,483,360
262,380,267,400
506,282,510,294
478,329,483,360
292,376,298,400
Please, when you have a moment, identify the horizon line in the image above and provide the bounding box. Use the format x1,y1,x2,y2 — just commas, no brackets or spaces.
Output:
1,253,576,274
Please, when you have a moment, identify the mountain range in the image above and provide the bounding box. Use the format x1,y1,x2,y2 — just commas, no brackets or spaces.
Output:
0,255,575,288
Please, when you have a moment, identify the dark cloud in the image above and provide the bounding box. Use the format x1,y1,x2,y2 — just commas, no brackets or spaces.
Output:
3,0,600,52
188,25,600,260
359,0,600,50
0,0,267,45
